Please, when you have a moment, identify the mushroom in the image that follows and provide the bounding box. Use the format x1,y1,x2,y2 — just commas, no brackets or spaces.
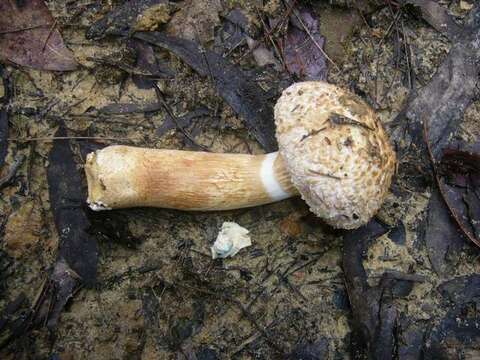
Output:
85,81,396,229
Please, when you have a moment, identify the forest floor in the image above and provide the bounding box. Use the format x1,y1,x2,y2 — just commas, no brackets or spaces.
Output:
0,0,479,359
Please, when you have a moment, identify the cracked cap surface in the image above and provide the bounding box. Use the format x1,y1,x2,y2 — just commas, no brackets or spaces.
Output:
274,81,396,229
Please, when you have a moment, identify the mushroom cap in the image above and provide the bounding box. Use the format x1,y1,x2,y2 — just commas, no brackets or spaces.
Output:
274,81,396,229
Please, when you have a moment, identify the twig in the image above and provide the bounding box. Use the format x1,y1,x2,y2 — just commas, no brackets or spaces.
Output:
374,9,402,105
237,0,297,63
0,24,48,35
378,8,402,48
401,20,414,90
59,97,89,117
255,6,286,69
8,136,130,142
42,19,57,52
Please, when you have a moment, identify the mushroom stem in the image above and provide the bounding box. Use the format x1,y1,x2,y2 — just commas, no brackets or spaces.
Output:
85,145,298,211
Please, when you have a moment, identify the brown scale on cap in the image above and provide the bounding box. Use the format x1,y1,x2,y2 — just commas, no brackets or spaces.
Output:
274,81,396,229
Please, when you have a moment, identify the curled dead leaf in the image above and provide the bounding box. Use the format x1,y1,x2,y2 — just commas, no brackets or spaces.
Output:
436,145,480,247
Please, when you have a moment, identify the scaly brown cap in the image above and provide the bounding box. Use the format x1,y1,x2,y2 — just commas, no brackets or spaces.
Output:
274,81,396,229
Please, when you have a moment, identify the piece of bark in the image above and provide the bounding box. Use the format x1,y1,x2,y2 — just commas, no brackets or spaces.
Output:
135,32,278,152
0,0,77,71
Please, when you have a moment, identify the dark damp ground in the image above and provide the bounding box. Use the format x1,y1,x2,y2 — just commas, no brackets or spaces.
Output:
0,1,479,359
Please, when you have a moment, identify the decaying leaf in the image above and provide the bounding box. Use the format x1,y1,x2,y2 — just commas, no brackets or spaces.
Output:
281,4,328,81
0,0,77,71
47,127,98,287
436,144,480,248
128,39,169,89
39,126,98,329
395,3,480,248
343,220,426,358
135,32,278,151
403,0,461,40
425,188,466,275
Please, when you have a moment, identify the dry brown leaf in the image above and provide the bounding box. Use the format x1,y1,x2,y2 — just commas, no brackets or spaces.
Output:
0,0,77,71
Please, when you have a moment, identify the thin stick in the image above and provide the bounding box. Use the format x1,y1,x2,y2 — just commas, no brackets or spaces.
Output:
42,19,57,52
0,24,48,35
378,8,402,48
8,136,131,142
237,0,297,63
255,6,286,69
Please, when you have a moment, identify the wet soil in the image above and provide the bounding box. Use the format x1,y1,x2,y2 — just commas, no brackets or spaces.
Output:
0,1,479,359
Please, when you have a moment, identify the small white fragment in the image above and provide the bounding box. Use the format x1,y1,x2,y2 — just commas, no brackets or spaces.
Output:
211,222,252,259
88,201,112,211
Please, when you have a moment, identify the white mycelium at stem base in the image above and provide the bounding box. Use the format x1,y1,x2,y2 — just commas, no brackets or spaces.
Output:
85,81,396,229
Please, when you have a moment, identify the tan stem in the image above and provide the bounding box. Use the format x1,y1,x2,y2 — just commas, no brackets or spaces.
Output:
85,145,298,211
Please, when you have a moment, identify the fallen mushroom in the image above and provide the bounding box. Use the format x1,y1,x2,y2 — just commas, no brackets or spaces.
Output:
85,81,396,229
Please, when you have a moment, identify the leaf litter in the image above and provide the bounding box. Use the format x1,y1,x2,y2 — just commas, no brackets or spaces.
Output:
1,0,480,359
281,2,329,80
0,0,77,71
